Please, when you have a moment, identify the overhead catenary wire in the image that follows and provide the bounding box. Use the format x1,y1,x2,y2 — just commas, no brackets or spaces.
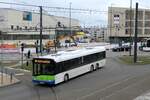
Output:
0,1,39,7
0,1,109,29
0,1,107,14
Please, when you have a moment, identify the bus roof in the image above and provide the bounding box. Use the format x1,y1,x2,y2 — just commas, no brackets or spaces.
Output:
34,46,105,63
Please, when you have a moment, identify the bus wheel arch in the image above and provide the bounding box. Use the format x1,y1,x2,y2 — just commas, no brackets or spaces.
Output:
64,74,69,82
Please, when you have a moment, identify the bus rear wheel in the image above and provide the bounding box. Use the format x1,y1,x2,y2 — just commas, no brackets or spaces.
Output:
64,74,69,82
90,65,94,72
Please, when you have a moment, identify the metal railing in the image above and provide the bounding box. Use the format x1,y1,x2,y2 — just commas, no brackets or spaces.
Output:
0,67,15,85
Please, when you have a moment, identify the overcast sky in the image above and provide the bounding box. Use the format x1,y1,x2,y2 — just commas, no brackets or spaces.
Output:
0,0,149,26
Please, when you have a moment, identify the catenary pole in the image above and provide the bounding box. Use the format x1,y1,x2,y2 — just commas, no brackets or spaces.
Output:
129,0,132,56
134,3,138,63
40,6,43,55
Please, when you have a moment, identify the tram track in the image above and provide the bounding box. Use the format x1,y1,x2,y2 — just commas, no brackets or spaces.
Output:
16,72,59,100
18,73,41,100
51,87,59,100
77,70,150,100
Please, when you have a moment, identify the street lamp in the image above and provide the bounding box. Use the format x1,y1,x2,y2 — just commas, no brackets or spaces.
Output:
54,27,57,53
129,0,132,56
69,2,72,47
54,22,61,53
39,6,43,56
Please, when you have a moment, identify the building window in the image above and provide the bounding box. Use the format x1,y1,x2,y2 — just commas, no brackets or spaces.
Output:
16,26,19,30
145,11,150,20
125,29,134,35
138,11,143,20
145,21,150,27
125,21,134,27
125,10,134,20
25,26,28,30
138,21,143,27
11,25,14,30
137,29,142,34
125,29,129,34
145,29,150,34
20,27,22,30
23,12,32,21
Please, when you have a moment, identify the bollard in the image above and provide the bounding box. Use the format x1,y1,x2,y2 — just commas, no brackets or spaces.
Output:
10,73,13,83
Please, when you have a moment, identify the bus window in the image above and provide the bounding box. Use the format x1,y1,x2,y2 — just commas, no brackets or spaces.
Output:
56,62,64,74
33,63,41,75
42,64,55,75
33,63,56,75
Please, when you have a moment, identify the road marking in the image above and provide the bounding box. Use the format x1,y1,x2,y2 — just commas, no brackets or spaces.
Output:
15,73,24,76
6,67,30,72
18,69,30,72
78,73,150,100
77,75,133,100
100,76,150,100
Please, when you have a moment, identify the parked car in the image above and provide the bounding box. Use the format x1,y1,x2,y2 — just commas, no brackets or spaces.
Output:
112,45,131,52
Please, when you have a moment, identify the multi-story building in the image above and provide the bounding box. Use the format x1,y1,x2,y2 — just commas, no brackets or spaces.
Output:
83,26,107,42
108,7,150,43
0,8,80,44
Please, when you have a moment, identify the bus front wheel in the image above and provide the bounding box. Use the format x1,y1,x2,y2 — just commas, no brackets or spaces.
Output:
64,74,69,82
96,63,99,69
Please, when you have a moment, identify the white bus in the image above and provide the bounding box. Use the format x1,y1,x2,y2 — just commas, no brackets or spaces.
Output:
32,46,106,85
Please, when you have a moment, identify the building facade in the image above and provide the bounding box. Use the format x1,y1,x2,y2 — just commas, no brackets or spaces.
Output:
108,7,150,43
0,8,80,44
83,26,107,42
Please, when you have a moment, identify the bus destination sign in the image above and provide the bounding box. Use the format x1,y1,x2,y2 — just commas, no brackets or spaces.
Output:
34,60,50,64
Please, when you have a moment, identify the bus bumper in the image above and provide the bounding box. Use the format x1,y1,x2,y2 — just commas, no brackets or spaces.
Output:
32,80,55,85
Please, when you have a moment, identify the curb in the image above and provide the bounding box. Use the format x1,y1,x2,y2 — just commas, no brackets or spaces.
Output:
6,67,31,73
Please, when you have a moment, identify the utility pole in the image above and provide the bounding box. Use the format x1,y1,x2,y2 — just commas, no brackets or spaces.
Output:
54,29,57,53
110,5,112,43
0,31,3,84
39,6,43,55
129,0,132,56
134,3,138,63
69,2,72,47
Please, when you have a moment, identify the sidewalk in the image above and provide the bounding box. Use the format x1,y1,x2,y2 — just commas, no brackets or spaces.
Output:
0,72,20,87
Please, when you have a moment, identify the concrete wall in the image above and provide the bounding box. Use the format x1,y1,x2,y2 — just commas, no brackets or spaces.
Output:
0,9,8,31
0,8,80,33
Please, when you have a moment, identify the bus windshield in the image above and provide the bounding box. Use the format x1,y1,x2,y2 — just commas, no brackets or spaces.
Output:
33,63,55,75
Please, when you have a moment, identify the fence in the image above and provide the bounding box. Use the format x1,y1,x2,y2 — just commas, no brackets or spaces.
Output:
0,67,15,86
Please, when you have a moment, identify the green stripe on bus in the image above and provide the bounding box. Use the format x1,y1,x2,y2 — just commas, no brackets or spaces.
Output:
33,75,55,81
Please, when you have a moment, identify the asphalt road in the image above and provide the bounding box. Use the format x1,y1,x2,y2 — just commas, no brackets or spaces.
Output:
0,50,150,100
